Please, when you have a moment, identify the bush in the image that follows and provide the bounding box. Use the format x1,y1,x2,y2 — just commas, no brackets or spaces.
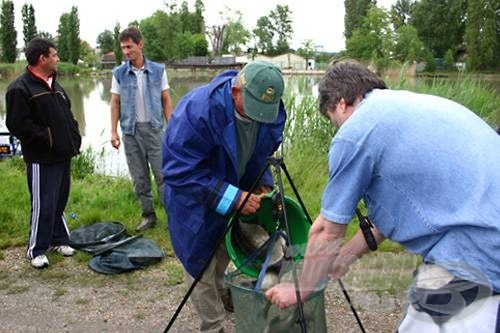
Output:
443,49,455,71
72,147,96,179
56,62,81,75
0,63,16,78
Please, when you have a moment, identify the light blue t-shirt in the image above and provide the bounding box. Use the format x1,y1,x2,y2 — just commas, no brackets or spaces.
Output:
321,89,500,291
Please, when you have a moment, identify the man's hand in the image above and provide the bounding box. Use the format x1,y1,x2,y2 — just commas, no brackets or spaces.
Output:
111,133,120,149
265,283,299,309
253,185,273,195
236,191,262,215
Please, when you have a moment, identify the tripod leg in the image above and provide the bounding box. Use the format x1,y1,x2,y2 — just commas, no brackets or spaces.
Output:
164,160,271,332
274,164,308,333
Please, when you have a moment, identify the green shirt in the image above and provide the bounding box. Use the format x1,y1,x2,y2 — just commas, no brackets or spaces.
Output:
234,110,260,181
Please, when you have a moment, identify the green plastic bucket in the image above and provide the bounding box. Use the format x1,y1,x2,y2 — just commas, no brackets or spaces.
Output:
225,193,310,278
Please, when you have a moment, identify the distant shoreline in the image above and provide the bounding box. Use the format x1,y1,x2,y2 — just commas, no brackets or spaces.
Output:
281,69,325,75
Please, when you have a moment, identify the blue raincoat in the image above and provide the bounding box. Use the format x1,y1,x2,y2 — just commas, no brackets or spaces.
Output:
162,70,286,277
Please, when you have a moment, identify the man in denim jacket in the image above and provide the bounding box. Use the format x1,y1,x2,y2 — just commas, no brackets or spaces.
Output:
110,27,172,231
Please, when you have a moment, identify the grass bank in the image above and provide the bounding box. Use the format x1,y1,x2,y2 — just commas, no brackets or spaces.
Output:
0,154,182,283
0,153,169,250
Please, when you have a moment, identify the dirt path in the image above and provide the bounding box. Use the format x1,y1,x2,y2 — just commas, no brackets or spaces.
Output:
0,247,417,332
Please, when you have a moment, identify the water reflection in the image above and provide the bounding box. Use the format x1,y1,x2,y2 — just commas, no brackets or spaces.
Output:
68,75,215,177
61,75,322,177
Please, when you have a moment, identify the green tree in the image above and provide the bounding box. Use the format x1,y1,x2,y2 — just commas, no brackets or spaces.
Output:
80,40,97,68
271,5,293,54
113,22,122,65
173,32,207,59
191,33,208,56
410,0,466,58
443,49,455,70
173,31,194,58
37,31,54,42
96,30,114,54
57,13,70,61
253,5,293,56
142,9,188,61
140,14,168,61
193,0,205,34
393,24,427,62
180,0,204,34
67,6,80,64
297,39,315,69
464,0,499,70
345,6,393,62
422,48,436,72
253,16,274,55
0,0,17,63
179,1,191,33
139,3,207,61
344,0,376,39
221,8,250,55
21,3,37,46
390,0,415,29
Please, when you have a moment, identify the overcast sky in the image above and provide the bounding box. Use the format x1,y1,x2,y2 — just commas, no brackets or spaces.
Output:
11,0,396,52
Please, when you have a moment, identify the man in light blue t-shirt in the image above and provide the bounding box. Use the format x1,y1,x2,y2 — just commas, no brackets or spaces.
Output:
266,61,500,332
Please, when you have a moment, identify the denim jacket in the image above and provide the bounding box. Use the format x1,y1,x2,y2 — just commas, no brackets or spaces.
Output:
112,58,165,135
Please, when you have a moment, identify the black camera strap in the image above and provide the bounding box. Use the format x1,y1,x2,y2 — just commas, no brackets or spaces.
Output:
355,208,378,251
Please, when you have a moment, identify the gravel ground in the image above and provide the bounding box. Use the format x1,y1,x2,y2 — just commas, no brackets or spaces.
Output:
0,247,416,332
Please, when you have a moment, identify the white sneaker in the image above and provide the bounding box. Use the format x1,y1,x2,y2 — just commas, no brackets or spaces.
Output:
31,254,49,268
53,245,76,256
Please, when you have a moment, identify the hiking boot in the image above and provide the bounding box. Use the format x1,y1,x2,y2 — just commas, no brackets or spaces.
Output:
136,216,157,232
31,254,49,269
53,245,76,256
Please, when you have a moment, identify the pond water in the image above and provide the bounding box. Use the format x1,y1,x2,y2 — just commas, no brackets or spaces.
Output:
0,72,498,177
0,73,324,176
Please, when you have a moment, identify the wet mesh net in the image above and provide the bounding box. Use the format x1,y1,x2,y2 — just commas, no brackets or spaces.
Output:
225,272,327,333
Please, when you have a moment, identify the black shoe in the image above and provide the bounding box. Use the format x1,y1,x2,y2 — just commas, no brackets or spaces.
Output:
135,216,157,232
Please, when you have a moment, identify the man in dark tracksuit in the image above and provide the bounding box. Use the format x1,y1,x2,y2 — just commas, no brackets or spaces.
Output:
6,38,81,268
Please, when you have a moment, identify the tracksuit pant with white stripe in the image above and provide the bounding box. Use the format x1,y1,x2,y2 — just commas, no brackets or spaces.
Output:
26,160,71,259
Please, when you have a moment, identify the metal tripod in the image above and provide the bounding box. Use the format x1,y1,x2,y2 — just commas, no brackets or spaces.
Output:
164,155,367,333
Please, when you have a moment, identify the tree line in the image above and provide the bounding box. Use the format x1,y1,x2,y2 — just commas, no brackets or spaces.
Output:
0,1,81,64
343,0,499,71
96,1,294,61
0,0,296,66
0,0,498,71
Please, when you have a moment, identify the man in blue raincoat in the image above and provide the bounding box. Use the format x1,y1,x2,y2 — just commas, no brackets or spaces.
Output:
162,61,286,332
